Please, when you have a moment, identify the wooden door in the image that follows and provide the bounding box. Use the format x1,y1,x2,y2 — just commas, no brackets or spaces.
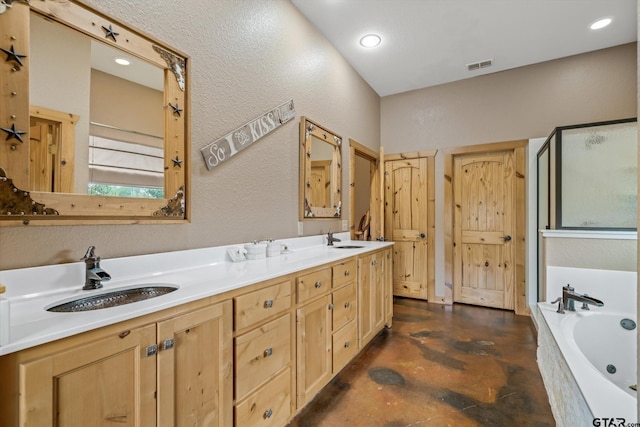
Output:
20,324,157,426
453,151,515,310
29,119,57,192
310,160,331,207
157,301,233,427
296,294,332,407
384,158,429,299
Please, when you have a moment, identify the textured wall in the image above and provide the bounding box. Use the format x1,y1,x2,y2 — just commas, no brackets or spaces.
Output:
0,0,380,270
381,43,638,298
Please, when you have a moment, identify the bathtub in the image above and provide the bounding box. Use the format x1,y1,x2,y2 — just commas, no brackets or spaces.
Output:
538,302,637,424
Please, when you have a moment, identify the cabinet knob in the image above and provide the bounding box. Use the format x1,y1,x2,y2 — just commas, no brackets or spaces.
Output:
315,281,322,288
344,341,350,348
264,300,273,308
145,344,158,357
328,303,335,310
344,270,350,276
264,409,273,419
504,235,512,242
344,302,350,308
420,233,426,238
264,348,273,358
162,338,174,350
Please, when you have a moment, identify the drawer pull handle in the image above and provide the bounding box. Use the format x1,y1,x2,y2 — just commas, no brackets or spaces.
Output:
264,409,273,419
315,281,322,288
328,303,334,310
264,300,273,308
344,341,350,348
264,348,273,358
372,260,378,265
162,338,174,350
344,270,350,276
344,302,350,308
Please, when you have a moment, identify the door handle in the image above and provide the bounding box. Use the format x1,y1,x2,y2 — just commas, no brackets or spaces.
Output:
420,233,426,238
504,235,512,242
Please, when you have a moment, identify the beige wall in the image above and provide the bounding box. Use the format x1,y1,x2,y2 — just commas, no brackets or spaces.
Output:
381,43,638,298
0,0,380,270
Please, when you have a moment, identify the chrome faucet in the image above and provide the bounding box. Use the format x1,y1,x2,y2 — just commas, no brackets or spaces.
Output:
82,246,111,290
552,284,604,313
327,231,341,246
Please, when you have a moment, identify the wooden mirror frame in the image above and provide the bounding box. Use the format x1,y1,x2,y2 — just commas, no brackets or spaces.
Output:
0,1,189,226
299,116,342,219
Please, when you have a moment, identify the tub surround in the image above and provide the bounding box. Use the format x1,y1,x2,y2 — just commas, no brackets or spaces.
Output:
536,266,637,425
0,232,391,355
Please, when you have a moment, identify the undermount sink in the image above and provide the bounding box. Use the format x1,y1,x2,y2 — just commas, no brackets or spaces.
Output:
46,284,178,313
333,245,364,249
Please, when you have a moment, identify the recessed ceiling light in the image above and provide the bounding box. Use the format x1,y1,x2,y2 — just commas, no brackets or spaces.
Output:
114,57,130,66
359,34,381,48
590,18,612,30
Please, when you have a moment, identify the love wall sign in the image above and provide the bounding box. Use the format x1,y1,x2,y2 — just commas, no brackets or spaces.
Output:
200,100,296,170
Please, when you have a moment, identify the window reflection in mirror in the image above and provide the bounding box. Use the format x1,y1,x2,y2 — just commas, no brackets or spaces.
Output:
29,12,165,199
299,117,342,219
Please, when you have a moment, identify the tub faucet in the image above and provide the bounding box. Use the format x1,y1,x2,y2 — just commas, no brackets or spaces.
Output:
561,285,604,311
327,231,341,246
82,246,111,290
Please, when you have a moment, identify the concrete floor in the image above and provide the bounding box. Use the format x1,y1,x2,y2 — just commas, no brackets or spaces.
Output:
288,298,555,426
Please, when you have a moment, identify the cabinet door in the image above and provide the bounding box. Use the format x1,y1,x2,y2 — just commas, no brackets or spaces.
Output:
383,249,393,327
20,324,157,426
157,300,233,427
359,252,385,347
372,251,385,332
296,294,332,408
358,253,374,345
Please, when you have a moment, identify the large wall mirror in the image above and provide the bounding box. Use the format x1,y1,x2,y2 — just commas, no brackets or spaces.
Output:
0,0,189,225
299,117,342,219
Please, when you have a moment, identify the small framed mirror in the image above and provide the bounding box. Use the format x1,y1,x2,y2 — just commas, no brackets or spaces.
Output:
299,117,342,219
0,0,189,225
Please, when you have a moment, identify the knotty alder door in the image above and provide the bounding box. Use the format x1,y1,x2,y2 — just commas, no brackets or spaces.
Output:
384,158,429,300
453,151,515,310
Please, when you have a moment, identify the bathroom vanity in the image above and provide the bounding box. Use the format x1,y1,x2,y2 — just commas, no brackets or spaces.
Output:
0,236,392,426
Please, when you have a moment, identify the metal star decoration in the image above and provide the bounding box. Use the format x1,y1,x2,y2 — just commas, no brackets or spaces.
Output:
1,123,27,143
169,103,183,117
101,25,119,42
171,156,183,168
0,45,27,67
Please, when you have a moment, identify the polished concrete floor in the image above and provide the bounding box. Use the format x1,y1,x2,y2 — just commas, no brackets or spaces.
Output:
288,298,555,427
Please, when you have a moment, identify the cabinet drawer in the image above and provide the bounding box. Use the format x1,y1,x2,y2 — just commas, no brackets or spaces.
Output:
332,259,356,289
235,314,291,400
297,268,331,303
332,282,356,331
332,321,358,374
235,368,291,427
235,280,291,330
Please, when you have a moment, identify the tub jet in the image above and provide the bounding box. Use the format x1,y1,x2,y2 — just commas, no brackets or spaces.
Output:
620,318,636,330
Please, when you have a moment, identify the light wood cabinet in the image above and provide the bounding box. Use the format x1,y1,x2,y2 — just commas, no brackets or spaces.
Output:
296,258,360,408
358,249,387,347
157,301,233,427
20,324,157,427
1,248,392,427
5,300,233,427
233,279,293,426
296,293,332,407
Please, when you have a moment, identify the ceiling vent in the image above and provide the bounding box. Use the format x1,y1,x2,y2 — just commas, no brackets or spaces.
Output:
466,59,493,71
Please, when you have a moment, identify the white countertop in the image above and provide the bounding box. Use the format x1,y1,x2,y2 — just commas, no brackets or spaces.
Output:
0,233,392,355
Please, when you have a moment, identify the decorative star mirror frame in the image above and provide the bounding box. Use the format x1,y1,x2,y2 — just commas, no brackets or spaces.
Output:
0,0,190,226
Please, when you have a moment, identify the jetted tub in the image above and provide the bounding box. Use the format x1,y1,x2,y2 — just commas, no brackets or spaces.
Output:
537,298,637,425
